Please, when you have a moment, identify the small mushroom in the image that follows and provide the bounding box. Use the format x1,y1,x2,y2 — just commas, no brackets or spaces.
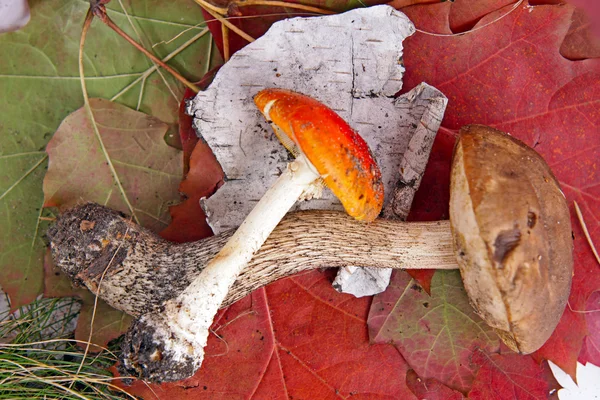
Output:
49,124,572,383
119,89,384,382
254,88,384,221
450,124,573,354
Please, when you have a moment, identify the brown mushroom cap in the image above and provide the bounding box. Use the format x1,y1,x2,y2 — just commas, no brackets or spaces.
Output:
450,124,573,354
254,88,384,222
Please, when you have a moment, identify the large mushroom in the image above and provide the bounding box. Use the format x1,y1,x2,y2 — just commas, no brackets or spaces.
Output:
118,88,384,382
450,124,573,353
48,125,573,382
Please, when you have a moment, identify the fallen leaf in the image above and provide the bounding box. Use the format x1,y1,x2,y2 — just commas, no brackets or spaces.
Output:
559,7,600,60
468,349,549,399
406,369,464,400
43,98,182,232
579,290,600,367
0,0,217,309
119,270,415,399
159,136,224,243
564,0,600,36
446,0,517,33
392,0,519,34
399,0,600,58
532,307,588,379
159,70,225,243
369,270,500,393
397,0,600,379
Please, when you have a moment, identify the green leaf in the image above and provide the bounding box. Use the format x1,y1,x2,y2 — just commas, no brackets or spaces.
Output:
43,98,183,231
368,270,501,393
0,0,220,309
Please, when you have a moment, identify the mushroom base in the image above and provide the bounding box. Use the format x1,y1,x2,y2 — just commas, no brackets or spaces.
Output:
119,316,200,382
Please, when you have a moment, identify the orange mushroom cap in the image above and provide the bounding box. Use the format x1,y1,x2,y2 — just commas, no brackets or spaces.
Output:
254,88,384,222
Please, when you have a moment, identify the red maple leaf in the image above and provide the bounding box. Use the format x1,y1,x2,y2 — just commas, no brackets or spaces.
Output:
120,271,415,399
467,349,550,399
399,0,600,378
405,369,464,400
579,290,600,365
159,86,224,243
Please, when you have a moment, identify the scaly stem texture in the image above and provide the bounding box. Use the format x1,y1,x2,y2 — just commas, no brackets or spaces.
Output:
48,205,456,319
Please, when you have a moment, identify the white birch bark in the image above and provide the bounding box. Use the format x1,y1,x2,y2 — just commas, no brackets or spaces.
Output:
187,5,447,298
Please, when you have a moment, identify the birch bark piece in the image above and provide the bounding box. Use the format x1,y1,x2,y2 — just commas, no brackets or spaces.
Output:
333,83,447,296
187,5,447,297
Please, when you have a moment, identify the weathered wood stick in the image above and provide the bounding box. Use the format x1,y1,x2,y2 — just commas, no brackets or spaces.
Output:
47,203,455,318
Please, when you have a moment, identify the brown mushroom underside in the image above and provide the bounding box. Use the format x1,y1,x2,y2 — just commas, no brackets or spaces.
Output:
450,124,573,354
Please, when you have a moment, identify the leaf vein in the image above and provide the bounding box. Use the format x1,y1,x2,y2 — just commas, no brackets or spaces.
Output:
0,156,47,202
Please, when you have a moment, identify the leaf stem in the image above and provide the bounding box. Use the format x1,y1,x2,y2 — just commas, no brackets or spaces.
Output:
92,8,200,93
199,3,256,43
415,0,523,37
77,9,92,108
71,10,96,389
574,201,600,266
78,8,139,224
198,0,334,16
110,28,210,102
222,24,231,62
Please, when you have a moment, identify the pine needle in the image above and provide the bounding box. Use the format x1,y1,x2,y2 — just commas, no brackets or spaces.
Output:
0,298,134,399
574,201,600,266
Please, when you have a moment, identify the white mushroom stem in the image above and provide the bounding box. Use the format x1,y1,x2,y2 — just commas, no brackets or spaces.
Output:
126,154,321,379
